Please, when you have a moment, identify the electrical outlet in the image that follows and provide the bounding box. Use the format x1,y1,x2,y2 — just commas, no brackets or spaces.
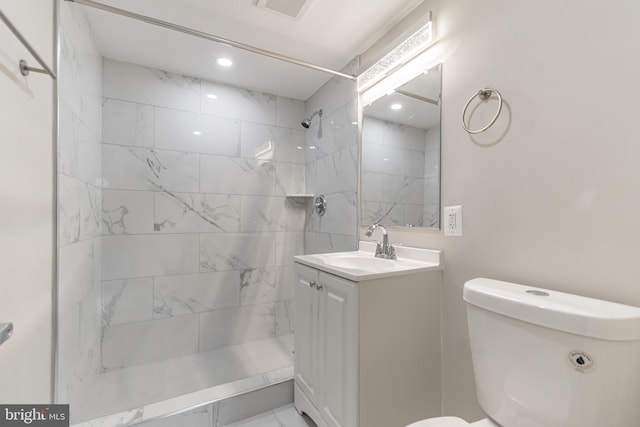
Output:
444,205,463,236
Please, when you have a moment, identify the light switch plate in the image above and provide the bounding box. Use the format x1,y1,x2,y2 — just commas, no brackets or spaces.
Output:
444,205,463,236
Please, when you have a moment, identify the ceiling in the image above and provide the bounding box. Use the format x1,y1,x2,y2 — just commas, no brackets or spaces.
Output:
80,0,425,100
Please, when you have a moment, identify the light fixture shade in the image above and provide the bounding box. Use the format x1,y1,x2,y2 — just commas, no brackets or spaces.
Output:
357,18,433,93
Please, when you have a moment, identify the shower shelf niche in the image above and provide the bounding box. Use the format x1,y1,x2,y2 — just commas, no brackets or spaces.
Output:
285,194,314,208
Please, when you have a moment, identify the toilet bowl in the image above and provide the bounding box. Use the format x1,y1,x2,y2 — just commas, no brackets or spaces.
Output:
407,416,499,427
405,278,640,427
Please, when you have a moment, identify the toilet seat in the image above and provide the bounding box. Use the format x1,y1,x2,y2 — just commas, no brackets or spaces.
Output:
468,419,500,426
406,416,470,427
407,416,500,427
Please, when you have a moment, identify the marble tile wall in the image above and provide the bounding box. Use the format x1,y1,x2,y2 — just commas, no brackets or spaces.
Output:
303,59,359,254
101,59,305,369
423,126,441,228
361,117,433,227
57,1,103,403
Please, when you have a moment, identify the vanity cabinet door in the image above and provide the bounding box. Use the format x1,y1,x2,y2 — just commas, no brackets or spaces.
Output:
318,272,357,427
294,264,358,427
294,264,321,403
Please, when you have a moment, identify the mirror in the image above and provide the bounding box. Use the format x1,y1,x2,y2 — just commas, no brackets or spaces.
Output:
360,63,442,229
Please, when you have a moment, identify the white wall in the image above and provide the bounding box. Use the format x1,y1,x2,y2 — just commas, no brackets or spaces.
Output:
364,0,640,421
0,0,55,402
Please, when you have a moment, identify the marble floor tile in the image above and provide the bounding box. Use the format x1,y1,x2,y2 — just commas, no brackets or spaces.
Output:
220,404,315,427
220,412,281,427
273,406,317,427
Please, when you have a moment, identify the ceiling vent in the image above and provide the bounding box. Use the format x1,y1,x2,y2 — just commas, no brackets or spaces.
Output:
253,0,313,20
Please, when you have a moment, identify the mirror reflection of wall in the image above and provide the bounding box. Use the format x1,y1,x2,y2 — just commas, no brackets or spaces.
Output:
360,64,441,229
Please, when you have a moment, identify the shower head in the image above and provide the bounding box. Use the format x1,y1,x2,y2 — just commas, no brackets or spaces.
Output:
301,109,323,129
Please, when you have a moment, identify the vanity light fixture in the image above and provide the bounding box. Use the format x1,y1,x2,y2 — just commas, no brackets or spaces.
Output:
217,57,233,67
357,14,433,93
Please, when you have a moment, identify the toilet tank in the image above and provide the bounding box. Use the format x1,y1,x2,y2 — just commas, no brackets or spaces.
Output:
464,278,640,427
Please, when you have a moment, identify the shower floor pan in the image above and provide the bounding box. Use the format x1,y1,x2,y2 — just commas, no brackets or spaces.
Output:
69,334,294,426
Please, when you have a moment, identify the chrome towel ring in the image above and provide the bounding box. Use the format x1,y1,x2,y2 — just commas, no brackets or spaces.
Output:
462,88,503,134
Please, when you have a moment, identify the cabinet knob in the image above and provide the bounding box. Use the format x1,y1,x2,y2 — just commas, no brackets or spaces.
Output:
310,281,317,289
316,283,324,291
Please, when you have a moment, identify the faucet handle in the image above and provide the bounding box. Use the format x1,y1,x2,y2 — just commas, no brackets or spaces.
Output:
375,241,383,256
387,244,396,260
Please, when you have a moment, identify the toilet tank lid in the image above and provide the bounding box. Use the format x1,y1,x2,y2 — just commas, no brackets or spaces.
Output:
463,278,640,341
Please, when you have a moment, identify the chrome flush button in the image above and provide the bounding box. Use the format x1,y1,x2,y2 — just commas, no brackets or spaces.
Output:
568,351,594,372
526,290,550,296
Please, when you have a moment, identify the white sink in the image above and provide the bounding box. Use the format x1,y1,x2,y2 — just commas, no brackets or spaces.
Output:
294,241,442,282
322,253,397,271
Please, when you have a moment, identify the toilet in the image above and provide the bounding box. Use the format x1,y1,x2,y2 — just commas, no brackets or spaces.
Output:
408,278,640,427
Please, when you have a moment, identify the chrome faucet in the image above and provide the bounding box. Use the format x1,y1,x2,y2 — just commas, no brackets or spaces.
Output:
365,223,396,259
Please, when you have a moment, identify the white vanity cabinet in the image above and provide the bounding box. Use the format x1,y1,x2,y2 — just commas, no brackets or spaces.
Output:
293,245,443,427
294,263,357,427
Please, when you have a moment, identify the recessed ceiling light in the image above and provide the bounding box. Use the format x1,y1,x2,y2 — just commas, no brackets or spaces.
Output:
192,131,202,136
206,93,218,99
217,57,233,67
390,103,403,110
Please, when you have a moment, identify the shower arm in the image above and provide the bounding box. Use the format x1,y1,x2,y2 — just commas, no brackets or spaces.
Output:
64,0,358,81
308,109,323,121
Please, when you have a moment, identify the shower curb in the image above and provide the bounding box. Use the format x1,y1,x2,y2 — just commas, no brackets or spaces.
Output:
71,366,293,427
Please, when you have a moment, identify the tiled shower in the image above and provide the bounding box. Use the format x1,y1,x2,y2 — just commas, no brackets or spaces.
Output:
56,2,357,424
99,57,301,370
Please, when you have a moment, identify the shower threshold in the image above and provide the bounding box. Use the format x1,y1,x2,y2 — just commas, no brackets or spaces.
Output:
69,334,294,426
